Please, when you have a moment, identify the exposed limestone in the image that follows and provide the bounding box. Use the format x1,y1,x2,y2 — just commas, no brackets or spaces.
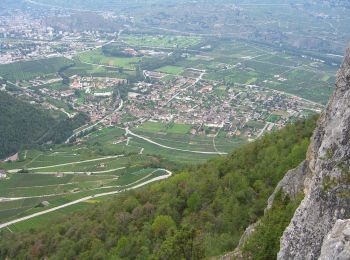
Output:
266,160,309,212
220,221,260,260
277,43,350,259
319,219,350,260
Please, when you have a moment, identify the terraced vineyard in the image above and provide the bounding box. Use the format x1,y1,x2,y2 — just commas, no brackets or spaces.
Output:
0,118,245,229
0,140,172,231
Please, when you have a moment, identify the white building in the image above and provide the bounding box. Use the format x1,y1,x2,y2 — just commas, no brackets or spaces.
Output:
94,92,112,97
0,170,7,179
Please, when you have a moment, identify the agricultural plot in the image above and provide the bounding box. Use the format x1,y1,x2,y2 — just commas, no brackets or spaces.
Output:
7,203,91,233
41,81,70,91
62,60,132,78
6,167,163,233
137,122,191,134
0,166,168,226
0,57,74,81
121,35,203,49
2,142,150,174
2,149,88,171
64,124,232,164
156,66,185,75
77,49,141,70
83,126,210,163
132,129,244,153
174,41,338,104
0,123,174,224
124,122,245,161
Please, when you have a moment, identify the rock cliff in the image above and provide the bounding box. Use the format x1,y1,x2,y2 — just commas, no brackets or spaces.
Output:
319,219,350,260
277,43,350,259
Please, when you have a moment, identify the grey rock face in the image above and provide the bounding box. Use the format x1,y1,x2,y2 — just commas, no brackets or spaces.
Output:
266,160,309,212
221,221,260,260
278,44,350,259
319,219,350,260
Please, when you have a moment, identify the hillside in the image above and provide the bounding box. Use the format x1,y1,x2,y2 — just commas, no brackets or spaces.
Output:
0,116,317,259
0,92,88,159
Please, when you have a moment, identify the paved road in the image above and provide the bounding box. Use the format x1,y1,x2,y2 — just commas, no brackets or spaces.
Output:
35,166,126,175
126,128,227,155
165,72,205,105
212,127,224,155
65,99,124,143
8,155,125,173
256,122,274,139
0,169,172,230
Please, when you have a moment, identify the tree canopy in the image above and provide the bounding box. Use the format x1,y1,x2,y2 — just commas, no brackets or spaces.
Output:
0,93,88,159
0,116,317,259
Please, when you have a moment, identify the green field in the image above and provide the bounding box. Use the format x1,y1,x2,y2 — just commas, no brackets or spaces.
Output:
81,125,219,164
173,40,338,104
0,122,181,226
0,57,73,81
62,60,129,78
137,122,191,134
77,49,141,70
0,167,167,226
156,65,185,75
121,35,203,49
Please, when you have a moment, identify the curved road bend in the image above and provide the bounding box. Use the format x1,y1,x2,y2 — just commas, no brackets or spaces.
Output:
125,128,227,155
0,169,172,230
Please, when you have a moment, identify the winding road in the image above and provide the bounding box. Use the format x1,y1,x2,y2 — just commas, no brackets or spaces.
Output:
125,128,227,155
8,154,125,173
0,169,172,230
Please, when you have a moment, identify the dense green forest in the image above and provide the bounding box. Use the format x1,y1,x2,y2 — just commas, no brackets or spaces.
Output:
241,192,303,260
0,116,317,259
0,92,89,159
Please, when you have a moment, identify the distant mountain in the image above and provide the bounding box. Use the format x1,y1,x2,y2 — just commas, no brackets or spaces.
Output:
0,92,88,159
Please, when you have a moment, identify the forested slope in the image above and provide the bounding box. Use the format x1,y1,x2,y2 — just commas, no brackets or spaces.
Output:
0,116,317,259
0,92,88,159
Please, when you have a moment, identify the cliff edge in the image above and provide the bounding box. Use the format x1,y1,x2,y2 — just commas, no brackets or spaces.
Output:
278,43,350,259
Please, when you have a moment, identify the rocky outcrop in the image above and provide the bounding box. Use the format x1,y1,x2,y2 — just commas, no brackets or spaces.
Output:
220,221,260,260
277,43,350,259
319,219,350,260
266,160,309,212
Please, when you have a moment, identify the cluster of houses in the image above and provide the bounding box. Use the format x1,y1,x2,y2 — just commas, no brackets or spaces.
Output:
0,8,124,65
121,74,323,139
70,76,127,91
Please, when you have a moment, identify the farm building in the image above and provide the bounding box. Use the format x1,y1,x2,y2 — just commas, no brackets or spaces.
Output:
56,172,65,178
0,170,7,179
